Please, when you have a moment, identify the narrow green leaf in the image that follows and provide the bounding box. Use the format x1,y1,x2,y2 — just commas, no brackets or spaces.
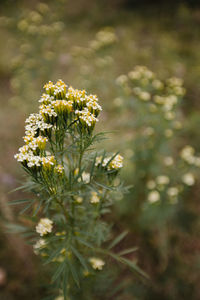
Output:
63,267,68,300
19,201,33,215
118,247,138,256
52,261,66,282
8,199,33,205
75,237,94,249
90,152,97,179
71,246,88,270
32,200,43,217
118,256,149,278
67,258,80,287
44,245,65,265
93,181,114,191
5,223,28,233
108,231,129,249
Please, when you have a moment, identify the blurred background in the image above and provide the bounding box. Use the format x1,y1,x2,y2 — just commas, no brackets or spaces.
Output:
1,0,200,299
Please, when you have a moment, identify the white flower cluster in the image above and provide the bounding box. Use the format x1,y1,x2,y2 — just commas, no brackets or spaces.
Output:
54,164,64,175
75,108,99,127
148,190,160,203
90,191,100,204
36,218,53,236
146,175,181,204
180,145,200,167
89,257,105,270
95,154,123,171
116,66,185,128
89,28,117,51
79,171,90,184
25,113,53,136
156,175,170,185
15,79,102,173
182,173,195,186
128,66,155,82
33,238,46,254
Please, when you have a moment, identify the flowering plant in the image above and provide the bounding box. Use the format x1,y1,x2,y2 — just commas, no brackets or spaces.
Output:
116,66,194,212
113,65,200,298
13,80,143,299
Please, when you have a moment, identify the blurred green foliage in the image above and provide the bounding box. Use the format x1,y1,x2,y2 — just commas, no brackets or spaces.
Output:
1,0,200,299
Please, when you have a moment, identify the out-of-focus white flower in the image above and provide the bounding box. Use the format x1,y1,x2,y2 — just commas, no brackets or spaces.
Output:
180,145,195,164
167,187,179,197
182,173,195,186
144,127,154,136
152,79,164,90
36,218,53,236
147,180,156,189
33,239,46,254
89,257,105,270
54,296,64,300
75,196,83,203
163,156,174,166
116,75,128,86
194,157,200,167
165,129,173,138
156,175,170,185
164,111,175,120
90,191,100,204
148,190,160,203
113,97,123,107
80,171,90,184
54,164,64,175
138,91,151,101
173,121,182,130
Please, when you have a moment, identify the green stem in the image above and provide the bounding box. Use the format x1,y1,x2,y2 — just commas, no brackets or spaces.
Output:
56,198,69,222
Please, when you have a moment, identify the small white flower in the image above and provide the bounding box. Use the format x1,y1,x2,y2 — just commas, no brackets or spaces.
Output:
146,180,156,189
116,74,128,86
139,91,151,101
167,187,179,197
79,171,90,184
33,239,46,254
89,257,105,270
156,175,170,185
36,218,53,236
180,146,195,164
90,191,100,204
75,196,83,203
148,190,160,203
107,154,123,170
163,156,174,166
182,173,195,186
165,129,173,138
144,127,154,136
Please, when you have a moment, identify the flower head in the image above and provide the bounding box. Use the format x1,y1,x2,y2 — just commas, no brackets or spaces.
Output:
148,190,160,203
89,257,105,270
182,173,195,186
90,191,100,204
36,218,53,236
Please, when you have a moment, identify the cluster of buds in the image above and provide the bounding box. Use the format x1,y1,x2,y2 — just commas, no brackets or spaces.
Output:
14,79,103,175
95,154,124,172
